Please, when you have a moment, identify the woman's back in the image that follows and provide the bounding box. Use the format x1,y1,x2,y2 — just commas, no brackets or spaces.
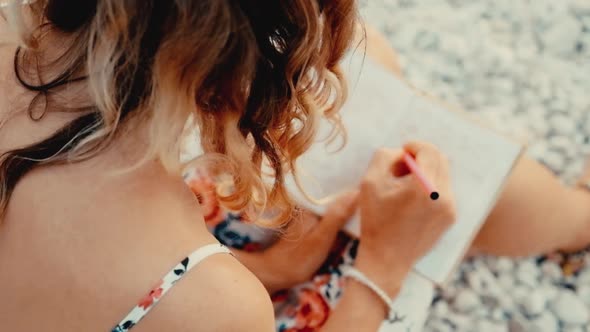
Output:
0,0,355,330
0,43,273,332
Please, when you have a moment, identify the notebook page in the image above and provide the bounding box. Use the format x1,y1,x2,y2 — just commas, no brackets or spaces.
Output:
385,96,522,284
284,54,522,284
285,54,416,211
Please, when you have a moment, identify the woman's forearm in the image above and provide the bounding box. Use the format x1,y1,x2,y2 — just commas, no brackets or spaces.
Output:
320,279,395,331
320,255,407,332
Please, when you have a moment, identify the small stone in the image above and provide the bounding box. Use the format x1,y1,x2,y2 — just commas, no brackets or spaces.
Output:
432,300,449,317
550,290,590,325
540,261,563,282
541,150,565,171
577,268,590,284
490,307,507,322
445,312,473,330
516,268,539,288
512,285,530,302
540,19,582,55
520,290,547,317
467,270,486,292
476,319,508,332
481,294,500,308
548,135,574,155
526,142,549,160
426,319,452,332
551,114,577,135
562,327,585,332
474,306,491,319
453,289,482,313
516,261,539,276
570,0,590,13
508,316,527,332
539,283,559,302
475,263,506,297
576,285,590,307
498,273,515,290
413,30,439,50
493,257,515,273
528,113,551,135
528,311,560,332
441,285,458,300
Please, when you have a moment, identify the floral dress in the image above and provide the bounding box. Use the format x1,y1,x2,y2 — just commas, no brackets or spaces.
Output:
185,169,360,331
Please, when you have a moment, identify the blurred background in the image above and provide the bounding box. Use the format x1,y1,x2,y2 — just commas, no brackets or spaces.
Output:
360,1,590,331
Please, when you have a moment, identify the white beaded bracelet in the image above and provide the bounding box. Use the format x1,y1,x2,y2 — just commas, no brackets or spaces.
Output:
341,265,405,324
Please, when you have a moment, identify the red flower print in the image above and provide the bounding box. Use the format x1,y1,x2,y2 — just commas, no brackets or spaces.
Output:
271,289,289,303
313,274,331,288
187,171,225,226
294,288,330,329
138,280,164,310
243,242,262,252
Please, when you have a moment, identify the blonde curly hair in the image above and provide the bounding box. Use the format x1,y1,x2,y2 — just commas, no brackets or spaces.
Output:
0,0,358,225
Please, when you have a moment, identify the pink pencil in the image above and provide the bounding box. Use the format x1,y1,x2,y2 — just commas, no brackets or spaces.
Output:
403,152,440,200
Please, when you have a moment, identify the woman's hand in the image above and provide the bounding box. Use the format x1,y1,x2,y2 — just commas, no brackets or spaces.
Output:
355,141,457,296
235,192,358,294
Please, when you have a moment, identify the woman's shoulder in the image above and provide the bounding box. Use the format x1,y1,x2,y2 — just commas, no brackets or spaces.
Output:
134,250,275,332
3,158,274,331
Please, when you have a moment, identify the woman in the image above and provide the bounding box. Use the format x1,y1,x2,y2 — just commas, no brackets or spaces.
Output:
0,1,456,331
0,1,587,332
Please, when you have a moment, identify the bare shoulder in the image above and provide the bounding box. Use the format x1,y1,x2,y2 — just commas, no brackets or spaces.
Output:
138,253,276,332
2,157,273,331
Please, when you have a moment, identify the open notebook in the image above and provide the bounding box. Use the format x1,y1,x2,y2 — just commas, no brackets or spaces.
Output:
284,54,523,285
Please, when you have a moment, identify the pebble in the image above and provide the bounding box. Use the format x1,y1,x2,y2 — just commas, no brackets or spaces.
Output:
512,285,531,303
541,150,566,171
516,268,539,288
433,300,449,317
507,316,527,332
562,327,586,332
577,268,590,284
476,319,508,332
445,312,474,330
426,319,453,332
527,142,549,160
539,283,560,302
453,289,482,313
551,114,577,135
490,307,507,322
548,135,574,155
520,290,547,317
540,261,563,282
498,273,515,290
493,257,515,273
576,285,590,307
528,311,560,332
359,2,590,332
467,270,486,293
541,19,581,55
549,290,590,325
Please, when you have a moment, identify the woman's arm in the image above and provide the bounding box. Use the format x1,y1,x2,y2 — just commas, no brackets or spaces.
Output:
320,257,407,332
233,193,359,294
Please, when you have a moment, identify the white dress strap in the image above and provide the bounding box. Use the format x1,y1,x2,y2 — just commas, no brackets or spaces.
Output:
111,243,232,332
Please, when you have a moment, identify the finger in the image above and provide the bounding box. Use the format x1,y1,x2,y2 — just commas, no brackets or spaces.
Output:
310,191,359,240
404,141,447,180
404,141,452,195
323,191,359,226
365,148,405,182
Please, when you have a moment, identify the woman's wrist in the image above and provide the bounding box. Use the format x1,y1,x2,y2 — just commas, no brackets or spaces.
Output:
354,246,409,297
